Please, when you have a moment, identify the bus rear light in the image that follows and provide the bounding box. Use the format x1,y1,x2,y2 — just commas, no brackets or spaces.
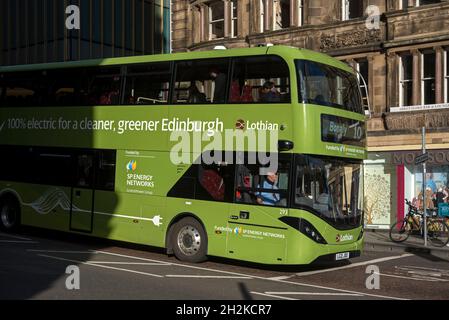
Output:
279,217,327,244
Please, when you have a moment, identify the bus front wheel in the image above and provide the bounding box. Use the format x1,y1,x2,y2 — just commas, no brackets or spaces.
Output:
171,217,208,263
0,198,20,231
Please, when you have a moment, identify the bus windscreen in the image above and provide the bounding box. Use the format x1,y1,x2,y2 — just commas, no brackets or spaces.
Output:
296,60,363,114
294,155,363,230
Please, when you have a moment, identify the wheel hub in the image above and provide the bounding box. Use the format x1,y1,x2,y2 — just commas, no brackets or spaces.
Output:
177,225,201,256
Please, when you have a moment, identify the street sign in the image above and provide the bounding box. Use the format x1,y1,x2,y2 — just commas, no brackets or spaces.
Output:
415,152,429,165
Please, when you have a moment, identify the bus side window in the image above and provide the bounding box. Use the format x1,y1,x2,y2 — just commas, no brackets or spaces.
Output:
1,71,43,107
76,153,94,188
47,68,88,106
235,161,290,207
124,62,171,105
36,149,73,186
230,56,290,104
173,58,229,104
86,67,122,106
95,150,116,191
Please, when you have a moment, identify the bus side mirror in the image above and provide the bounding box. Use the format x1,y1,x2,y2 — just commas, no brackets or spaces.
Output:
278,140,294,152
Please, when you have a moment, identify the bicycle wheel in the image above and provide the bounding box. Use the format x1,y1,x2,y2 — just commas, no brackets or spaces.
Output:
389,219,411,243
426,220,449,247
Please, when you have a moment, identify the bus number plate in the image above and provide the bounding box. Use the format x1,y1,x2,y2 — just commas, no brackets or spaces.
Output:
335,252,350,261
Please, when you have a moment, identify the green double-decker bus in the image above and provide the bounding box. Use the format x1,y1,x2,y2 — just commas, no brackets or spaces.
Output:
0,46,366,265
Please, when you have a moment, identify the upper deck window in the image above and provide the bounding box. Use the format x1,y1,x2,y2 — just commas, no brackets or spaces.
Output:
229,55,290,103
296,60,363,114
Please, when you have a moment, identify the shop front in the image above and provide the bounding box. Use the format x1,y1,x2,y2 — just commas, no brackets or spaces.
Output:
364,149,449,229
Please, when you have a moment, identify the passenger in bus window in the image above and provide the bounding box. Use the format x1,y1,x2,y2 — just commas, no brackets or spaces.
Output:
187,83,207,104
256,171,280,206
259,81,280,103
209,68,226,103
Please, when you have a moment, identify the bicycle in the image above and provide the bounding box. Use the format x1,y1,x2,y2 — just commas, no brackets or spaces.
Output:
389,199,449,247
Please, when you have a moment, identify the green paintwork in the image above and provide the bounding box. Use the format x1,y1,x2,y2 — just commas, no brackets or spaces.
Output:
0,46,366,265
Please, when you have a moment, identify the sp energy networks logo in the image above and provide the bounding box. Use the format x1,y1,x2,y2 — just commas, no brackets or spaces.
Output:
336,234,354,243
126,160,137,172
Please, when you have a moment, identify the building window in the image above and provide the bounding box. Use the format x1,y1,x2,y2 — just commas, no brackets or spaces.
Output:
401,0,441,8
342,0,364,21
274,0,290,30
298,0,304,27
445,49,448,103
421,50,436,105
260,0,265,32
209,1,225,40
399,54,413,107
231,0,238,38
355,59,369,114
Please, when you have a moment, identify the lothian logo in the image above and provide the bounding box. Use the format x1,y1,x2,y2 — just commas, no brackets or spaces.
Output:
336,234,354,242
235,119,245,130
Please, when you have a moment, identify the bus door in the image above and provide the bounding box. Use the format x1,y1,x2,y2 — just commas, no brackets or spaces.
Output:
70,151,95,233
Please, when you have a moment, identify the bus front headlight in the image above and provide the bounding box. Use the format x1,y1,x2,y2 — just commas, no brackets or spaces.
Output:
280,217,327,244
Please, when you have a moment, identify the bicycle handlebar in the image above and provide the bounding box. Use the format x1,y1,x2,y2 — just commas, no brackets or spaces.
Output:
404,199,438,217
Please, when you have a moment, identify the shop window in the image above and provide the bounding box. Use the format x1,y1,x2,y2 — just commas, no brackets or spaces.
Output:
229,56,290,103
413,167,449,212
208,1,225,40
274,0,290,30
173,58,229,104
342,0,364,21
124,62,171,105
421,50,435,105
399,54,413,107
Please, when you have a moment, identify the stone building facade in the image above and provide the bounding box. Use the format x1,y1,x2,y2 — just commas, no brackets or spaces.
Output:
172,0,449,228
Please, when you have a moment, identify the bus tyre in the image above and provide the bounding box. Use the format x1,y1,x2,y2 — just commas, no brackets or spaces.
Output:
0,198,20,231
171,217,208,263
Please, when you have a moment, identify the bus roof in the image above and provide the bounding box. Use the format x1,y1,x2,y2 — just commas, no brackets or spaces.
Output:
0,45,353,74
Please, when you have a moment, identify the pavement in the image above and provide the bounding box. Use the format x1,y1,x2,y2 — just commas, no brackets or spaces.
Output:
364,229,449,261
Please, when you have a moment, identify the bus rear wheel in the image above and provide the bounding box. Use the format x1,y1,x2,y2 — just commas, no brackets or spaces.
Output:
0,199,20,231
171,217,208,263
